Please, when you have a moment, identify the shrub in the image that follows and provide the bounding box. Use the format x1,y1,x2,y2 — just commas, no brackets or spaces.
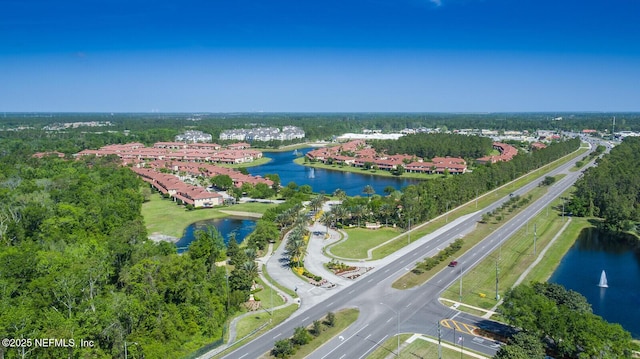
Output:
271,339,295,358
326,311,336,327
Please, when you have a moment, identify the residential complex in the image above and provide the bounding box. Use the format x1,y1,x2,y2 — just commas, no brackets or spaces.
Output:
219,126,305,142
74,141,272,208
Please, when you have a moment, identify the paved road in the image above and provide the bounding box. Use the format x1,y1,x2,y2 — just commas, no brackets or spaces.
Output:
214,141,595,359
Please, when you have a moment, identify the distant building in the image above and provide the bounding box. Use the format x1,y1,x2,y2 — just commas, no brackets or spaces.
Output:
219,126,305,142
175,130,213,143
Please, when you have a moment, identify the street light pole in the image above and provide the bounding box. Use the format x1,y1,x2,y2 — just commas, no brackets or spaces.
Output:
495,259,500,300
380,302,400,357
459,265,463,302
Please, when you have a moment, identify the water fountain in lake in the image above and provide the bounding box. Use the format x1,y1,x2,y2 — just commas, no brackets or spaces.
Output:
598,270,609,288
308,167,315,179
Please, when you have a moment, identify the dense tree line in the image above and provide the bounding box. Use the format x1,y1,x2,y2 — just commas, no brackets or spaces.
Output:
370,133,494,160
1,113,638,155
568,137,640,232
497,282,634,358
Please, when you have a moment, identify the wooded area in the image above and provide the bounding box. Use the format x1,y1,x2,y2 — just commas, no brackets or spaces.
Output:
569,137,640,232
497,282,634,358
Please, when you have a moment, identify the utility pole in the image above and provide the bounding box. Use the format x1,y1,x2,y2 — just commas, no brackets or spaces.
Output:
475,188,478,208
438,320,442,359
495,259,500,300
459,265,463,302
534,223,537,256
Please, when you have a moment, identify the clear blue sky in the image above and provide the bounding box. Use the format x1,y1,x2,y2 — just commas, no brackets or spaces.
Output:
1,0,639,112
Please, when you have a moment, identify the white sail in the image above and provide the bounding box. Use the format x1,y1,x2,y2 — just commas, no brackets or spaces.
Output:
598,270,608,288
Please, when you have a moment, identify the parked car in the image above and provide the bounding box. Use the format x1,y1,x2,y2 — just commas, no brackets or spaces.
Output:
448,261,458,267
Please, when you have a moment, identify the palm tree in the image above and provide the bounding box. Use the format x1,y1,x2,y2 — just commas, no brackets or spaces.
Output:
330,205,348,226
286,237,306,267
242,260,259,281
333,188,347,201
363,185,375,199
320,211,334,236
310,194,326,213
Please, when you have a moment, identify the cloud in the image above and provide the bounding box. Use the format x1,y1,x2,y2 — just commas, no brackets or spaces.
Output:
430,0,442,6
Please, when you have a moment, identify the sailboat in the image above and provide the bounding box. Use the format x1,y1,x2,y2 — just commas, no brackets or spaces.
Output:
598,270,608,288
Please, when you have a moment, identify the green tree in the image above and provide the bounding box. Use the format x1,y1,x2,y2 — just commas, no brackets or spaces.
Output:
291,326,312,346
211,174,233,190
494,332,545,359
271,339,295,358
363,185,375,199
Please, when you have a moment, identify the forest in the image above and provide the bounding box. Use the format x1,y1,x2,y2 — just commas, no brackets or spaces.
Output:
497,282,634,358
369,132,494,159
568,137,640,233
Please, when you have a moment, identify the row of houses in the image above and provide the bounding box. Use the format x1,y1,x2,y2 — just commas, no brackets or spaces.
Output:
75,142,260,164
132,167,224,208
219,126,305,142
476,142,520,165
131,158,276,208
305,140,470,174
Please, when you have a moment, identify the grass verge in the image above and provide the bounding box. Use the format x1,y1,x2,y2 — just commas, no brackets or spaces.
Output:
285,308,360,359
437,188,595,317
367,334,487,359
213,304,299,359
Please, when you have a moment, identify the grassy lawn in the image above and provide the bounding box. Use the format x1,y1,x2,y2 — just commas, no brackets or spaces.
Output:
260,308,360,359
329,227,402,259
141,192,275,238
367,334,486,359
438,188,592,316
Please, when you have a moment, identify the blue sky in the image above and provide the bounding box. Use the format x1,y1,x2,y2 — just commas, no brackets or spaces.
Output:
1,0,639,112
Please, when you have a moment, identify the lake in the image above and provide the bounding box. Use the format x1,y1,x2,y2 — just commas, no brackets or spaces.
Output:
549,227,640,338
248,147,419,196
175,217,257,253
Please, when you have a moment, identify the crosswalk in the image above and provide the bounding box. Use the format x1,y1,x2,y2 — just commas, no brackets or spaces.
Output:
440,319,478,335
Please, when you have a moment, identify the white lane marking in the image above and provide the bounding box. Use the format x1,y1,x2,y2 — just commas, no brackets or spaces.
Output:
273,333,281,339
320,324,369,359
358,335,388,359
238,354,248,359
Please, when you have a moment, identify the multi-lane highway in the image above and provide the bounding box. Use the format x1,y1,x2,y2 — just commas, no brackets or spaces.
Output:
220,140,595,359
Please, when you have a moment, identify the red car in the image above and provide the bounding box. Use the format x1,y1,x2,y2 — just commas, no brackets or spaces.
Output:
448,261,458,267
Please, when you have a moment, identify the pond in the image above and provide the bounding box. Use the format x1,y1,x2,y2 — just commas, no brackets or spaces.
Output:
175,217,257,253
248,147,419,196
548,227,640,338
